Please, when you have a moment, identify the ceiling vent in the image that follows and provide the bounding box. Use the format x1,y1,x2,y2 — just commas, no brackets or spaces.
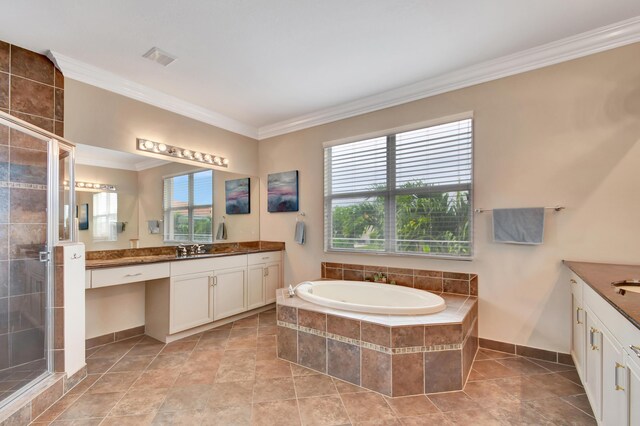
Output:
142,47,176,66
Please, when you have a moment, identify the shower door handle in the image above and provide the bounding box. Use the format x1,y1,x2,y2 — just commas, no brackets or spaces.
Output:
39,251,50,263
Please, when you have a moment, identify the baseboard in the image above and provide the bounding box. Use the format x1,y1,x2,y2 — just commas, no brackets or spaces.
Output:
85,325,146,350
479,338,574,366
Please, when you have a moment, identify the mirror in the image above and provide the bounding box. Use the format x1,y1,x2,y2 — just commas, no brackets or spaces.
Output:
74,143,260,250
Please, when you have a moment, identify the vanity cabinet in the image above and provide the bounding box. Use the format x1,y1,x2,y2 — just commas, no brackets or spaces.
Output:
170,271,214,333
213,266,247,320
247,251,282,309
569,271,640,425
145,250,283,341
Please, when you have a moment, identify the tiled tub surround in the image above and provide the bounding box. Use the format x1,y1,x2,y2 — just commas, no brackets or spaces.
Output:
321,262,478,296
276,290,478,396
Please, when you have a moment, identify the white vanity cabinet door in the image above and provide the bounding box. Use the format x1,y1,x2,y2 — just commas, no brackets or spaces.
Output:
584,308,603,421
627,351,640,426
247,264,266,310
170,271,214,334
213,267,247,321
264,262,281,304
600,326,626,426
571,288,586,375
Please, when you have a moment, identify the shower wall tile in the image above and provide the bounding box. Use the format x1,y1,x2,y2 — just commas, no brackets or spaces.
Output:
10,76,54,118
10,259,45,295
0,261,7,298
11,112,54,137
0,297,8,334
0,224,8,261
9,223,47,259
0,145,8,181
0,187,8,223
54,68,64,89
0,123,7,145
9,293,44,332
55,88,64,121
0,41,9,72
0,334,8,369
10,45,54,85
10,327,45,366
10,187,47,224
0,72,8,110
9,147,48,185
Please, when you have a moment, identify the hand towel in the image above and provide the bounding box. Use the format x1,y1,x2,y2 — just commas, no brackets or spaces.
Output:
493,207,545,245
294,221,305,245
216,222,227,240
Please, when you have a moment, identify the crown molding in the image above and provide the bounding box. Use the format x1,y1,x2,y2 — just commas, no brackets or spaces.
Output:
257,16,640,139
47,51,259,139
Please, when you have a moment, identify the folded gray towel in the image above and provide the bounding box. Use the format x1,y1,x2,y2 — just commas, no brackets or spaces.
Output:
294,221,305,245
216,222,227,240
493,208,545,245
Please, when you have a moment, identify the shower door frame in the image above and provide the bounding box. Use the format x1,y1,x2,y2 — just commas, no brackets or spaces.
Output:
0,111,75,409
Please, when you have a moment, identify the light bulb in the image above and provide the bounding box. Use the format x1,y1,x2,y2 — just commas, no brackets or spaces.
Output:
222,158,229,165
144,140,155,150
138,140,147,150
183,149,192,158
204,154,212,162
194,152,203,160
157,143,167,152
77,182,85,187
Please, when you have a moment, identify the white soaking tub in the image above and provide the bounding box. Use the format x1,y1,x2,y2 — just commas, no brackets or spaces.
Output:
294,280,446,315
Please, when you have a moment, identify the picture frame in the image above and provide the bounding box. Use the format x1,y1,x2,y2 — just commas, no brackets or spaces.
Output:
77,203,89,230
267,170,299,212
225,178,250,214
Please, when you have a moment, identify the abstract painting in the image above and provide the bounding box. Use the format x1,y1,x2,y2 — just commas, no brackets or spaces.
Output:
267,170,299,212
225,178,250,214
77,204,89,230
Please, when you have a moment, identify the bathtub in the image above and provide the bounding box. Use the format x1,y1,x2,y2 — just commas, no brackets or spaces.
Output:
294,280,446,315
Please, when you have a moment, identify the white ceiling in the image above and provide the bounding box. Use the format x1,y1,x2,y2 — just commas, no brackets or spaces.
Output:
2,1,640,138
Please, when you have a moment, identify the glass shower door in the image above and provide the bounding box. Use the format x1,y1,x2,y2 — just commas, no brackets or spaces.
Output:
0,117,52,407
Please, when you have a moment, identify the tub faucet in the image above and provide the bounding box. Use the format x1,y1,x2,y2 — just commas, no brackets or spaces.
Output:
288,281,312,298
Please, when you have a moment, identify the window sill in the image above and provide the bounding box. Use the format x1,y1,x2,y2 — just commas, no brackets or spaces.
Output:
324,248,473,261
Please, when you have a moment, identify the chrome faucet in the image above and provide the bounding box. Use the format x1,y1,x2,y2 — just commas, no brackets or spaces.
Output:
176,244,187,258
188,244,205,256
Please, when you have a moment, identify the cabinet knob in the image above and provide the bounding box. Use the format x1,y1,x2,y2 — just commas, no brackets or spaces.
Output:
630,345,640,358
570,279,577,285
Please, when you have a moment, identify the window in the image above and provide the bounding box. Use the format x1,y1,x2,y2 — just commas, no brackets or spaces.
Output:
324,118,472,258
163,170,213,243
92,192,118,242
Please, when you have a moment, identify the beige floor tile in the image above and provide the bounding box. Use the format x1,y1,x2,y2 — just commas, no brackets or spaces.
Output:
526,373,585,397
151,409,204,425
131,369,181,390
253,377,296,402
159,384,211,412
297,395,350,425
444,408,503,425
110,387,169,416
385,395,439,417
109,355,155,373
160,340,197,354
147,353,190,371
427,391,480,412
332,377,369,394
341,392,396,423
208,380,254,407
255,359,292,379
561,393,594,417
201,404,252,425
495,357,550,375
489,403,554,426
471,359,520,379
398,413,452,425
294,374,338,398
251,399,301,426
526,397,596,425
57,392,124,420
101,413,155,425
87,372,140,394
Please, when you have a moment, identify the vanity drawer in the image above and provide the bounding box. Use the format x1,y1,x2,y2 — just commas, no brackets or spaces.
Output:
91,263,170,288
171,254,248,276
248,251,281,265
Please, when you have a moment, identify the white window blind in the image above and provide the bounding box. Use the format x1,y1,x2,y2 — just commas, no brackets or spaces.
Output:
92,192,117,242
163,170,213,243
324,118,472,258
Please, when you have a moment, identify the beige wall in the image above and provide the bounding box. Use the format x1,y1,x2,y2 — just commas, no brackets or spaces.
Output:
64,79,259,176
76,164,139,251
259,43,640,354
213,171,260,242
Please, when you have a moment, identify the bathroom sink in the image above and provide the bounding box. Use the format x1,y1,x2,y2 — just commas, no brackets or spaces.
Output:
612,279,640,295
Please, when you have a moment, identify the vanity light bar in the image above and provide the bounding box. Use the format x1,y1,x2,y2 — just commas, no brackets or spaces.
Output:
136,138,229,168
64,180,117,191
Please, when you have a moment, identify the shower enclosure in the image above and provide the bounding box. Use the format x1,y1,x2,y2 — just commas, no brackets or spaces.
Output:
0,111,74,408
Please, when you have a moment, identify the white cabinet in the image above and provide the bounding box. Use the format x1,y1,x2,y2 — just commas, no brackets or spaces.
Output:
627,352,640,426
213,267,246,320
247,251,283,308
170,272,214,334
569,271,640,426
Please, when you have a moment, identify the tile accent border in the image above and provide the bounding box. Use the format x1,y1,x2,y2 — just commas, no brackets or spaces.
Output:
321,262,478,296
479,337,574,366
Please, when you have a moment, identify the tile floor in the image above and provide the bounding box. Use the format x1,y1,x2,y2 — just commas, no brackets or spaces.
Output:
29,309,595,425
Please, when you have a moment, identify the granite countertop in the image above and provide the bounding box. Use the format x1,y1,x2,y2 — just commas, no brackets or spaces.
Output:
85,241,284,270
564,260,640,331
